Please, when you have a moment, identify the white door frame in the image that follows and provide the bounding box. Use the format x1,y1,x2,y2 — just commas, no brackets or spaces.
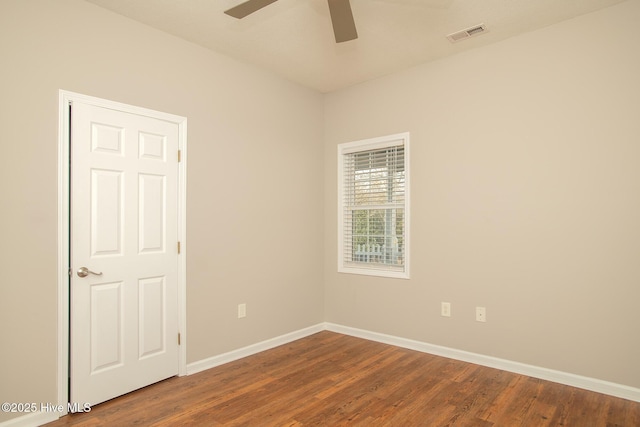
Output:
57,90,187,414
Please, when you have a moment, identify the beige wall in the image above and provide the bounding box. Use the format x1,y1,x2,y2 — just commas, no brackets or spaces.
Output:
324,0,640,389
0,0,324,422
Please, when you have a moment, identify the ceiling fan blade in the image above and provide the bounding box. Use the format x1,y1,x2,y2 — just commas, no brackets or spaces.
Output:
224,0,278,19
328,0,358,43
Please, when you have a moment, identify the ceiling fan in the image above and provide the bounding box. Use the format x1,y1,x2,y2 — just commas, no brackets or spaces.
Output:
224,0,358,43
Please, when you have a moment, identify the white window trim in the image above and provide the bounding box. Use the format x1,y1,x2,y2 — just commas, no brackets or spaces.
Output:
337,132,410,279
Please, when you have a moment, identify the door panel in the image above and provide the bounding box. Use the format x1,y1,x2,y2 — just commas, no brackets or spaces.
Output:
138,276,166,359
90,281,123,372
139,173,166,253
71,101,179,406
91,169,123,256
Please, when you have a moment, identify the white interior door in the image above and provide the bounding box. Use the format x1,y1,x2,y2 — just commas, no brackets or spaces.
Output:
70,101,180,406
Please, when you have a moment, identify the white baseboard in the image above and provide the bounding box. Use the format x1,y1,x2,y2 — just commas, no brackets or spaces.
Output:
6,321,635,427
0,411,57,427
186,321,639,402
325,322,640,403
186,323,325,375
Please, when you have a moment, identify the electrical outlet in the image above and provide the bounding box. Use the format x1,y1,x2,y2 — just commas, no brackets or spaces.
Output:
238,303,246,318
476,307,486,322
441,302,451,317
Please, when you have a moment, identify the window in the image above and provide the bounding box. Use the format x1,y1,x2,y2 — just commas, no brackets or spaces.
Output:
338,133,410,278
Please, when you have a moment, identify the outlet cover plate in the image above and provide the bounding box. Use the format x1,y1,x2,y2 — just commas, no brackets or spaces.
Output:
441,302,451,317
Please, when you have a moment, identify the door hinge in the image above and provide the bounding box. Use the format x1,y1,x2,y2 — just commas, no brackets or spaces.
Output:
178,333,181,346
178,150,181,162
177,241,181,254
68,268,72,277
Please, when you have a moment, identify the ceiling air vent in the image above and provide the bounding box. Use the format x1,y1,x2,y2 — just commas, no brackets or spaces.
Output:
446,24,487,43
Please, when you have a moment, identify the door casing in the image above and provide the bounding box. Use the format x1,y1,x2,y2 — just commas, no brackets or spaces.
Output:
57,90,187,414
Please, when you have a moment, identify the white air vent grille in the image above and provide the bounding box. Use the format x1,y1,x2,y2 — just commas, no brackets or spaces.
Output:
446,24,487,43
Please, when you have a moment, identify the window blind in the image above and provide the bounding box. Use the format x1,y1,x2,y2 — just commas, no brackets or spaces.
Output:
342,144,406,272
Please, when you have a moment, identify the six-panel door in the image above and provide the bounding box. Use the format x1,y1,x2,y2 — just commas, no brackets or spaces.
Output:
70,102,179,406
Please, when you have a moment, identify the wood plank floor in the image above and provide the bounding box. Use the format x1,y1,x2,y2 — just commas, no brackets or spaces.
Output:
44,331,639,426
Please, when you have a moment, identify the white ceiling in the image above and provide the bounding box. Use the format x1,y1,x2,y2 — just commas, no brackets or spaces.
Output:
84,0,627,93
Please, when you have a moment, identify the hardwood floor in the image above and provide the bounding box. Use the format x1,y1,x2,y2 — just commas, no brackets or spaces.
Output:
44,331,639,426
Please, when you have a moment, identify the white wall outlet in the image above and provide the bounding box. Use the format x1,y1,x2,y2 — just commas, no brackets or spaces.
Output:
238,303,246,319
476,306,486,322
441,302,451,317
